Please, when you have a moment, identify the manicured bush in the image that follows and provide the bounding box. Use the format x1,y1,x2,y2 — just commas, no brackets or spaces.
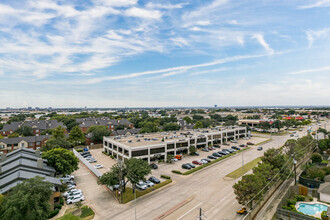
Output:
102,151,110,156
172,170,182,174
80,206,95,218
54,204,62,210
294,195,305,201
311,153,323,163
76,148,83,152
160,175,171,179
59,196,64,205
306,167,326,181
309,197,313,201
287,198,297,206
48,209,60,218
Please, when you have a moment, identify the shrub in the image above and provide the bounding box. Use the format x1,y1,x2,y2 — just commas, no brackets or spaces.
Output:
59,197,64,205
287,198,297,206
48,209,60,218
76,148,83,152
54,204,62,210
110,155,115,159
309,197,313,201
80,206,95,218
172,170,182,174
160,175,171,179
294,195,305,201
311,153,323,163
306,167,326,181
321,210,327,219
323,167,330,175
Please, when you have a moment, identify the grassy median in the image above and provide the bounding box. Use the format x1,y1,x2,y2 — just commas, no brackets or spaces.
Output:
252,131,288,136
225,157,261,179
255,139,271,145
172,147,251,176
118,179,172,204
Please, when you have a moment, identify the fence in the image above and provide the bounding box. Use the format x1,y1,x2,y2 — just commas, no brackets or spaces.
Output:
276,208,321,220
73,148,102,177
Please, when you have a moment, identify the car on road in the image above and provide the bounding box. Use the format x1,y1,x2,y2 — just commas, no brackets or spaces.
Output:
136,181,148,190
94,164,103,169
192,160,203,165
212,153,222,158
182,163,192,169
232,146,240,150
237,207,247,215
202,148,209,152
208,155,217,159
295,134,299,137
290,134,294,137
257,146,263,151
148,176,160,184
213,145,221,148
145,180,155,187
247,142,255,145
150,164,158,169
63,189,82,198
66,195,85,204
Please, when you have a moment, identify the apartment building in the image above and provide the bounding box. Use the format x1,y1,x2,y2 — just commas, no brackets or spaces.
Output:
103,126,247,163
77,117,134,133
0,135,50,153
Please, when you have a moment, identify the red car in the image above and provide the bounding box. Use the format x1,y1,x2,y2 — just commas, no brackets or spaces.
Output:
192,160,203,165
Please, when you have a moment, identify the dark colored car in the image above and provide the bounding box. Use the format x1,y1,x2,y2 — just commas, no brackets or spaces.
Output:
191,152,199,156
228,149,235,153
81,151,90,155
208,155,216,159
239,144,245,148
257,146,263,151
232,146,240,150
202,148,209,152
223,142,230,146
221,150,230,155
187,163,195,168
217,151,226,156
212,153,222,157
247,142,255,145
82,154,92,158
208,147,215,150
182,164,191,170
150,164,158,169
148,176,160,184
213,145,221,148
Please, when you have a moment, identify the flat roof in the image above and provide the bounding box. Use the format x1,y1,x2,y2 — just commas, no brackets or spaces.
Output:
104,127,246,148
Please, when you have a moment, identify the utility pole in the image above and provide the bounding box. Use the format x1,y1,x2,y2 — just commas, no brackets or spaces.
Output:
134,186,137,220
197,208,206,220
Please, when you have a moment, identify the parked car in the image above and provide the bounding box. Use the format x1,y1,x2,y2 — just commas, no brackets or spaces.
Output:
187,163,195,168
200,159,208,164
247,142,255,145
192,160,203,165
148,176,160,184
82,154,92,158
182,164,192,169
145,180,155,187
202,148,209,152
299,128,303,131
86,158,97,163
295,134,299,137
81,151,90,156
150,163,158,169
243,137,249,140
63,175,74,180
208,155,217,159
290,134,294,137
228,149,235,153
67,180,76,186
63,189,82,198
213,145,221,148
202,158,211,163
221,149,230,155
232,146,240,150
257,146,263,151
66,191,83,198
171,158,178,162
208,147,215,150
66,195,85,204
94,164,103,169
136,181,148,190
212,153,222,158
217,151,226,156
223,142,230,146
67,184,76,190
191,152,199,156
231,140,238,143
239,144,246,148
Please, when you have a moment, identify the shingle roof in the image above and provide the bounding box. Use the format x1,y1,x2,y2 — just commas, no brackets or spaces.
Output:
0,120,66,132
111,128,141,136
0,135,50,145
318,182,330,194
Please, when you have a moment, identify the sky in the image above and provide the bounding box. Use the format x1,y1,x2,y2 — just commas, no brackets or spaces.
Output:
0,0,329,108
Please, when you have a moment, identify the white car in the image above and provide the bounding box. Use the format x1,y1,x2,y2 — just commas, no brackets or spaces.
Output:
66,195,85,204
94,164,103,169
230,140,238,143
145,180,155,187
67,184,76,190
63,189,82,197
136,181,148,190
66,191,83,198
171,158,178,162
295,134,299,137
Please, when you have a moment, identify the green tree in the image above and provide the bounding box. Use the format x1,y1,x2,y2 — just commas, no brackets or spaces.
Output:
163,123,181,131
15,126,33,136
233,174,265,207
41,137,71,151
189,146,196,155
68,126,85,146
87,125,111,142
8,133,19,138
192,115,204,120
306,167,326,181
125,158,151,188
42,148,79,175
139,122,159,133
193,121,203,129
52,125,66,139
319,139,330,151
273,120,283,132
183,116,192,124
311,153,323,163
258,122,271,131
252,163,279,182
318,128,328,137
261,148,286,170
0,176,53,220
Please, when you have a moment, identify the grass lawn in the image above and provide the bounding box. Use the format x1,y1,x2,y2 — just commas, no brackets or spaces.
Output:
255,139,271,145
225,157,261,179
251,131,288,136
57,206,94,220
117,179,172,204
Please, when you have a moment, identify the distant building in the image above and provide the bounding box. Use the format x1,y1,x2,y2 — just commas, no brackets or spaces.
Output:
76,117,134,133
0,135,50,153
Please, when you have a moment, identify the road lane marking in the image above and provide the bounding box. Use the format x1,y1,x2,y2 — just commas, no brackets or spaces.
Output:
177,202,203,220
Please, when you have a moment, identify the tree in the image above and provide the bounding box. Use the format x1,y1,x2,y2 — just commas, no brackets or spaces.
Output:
183,116,192,124
306,167,326,181
233,174,265,207
139,122,159,134
125,158,151,187
311,153,323,163
258,122,271,131
193,121,203,129
261,148,286,170
163,123,181,131
318,128,328,137
273,120,283,132
68,126,85,146
0,176,53,220
252,163,279,182
42,148,79,175
41,136,71,152
52,126,66,139
8,133,19,138
189,146,196,155
15,126,33,136
87,125,111,142
192,115,204,120
319,139,330,151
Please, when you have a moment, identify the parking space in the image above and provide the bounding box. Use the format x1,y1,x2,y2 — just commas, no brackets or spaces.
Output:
88,148,117,174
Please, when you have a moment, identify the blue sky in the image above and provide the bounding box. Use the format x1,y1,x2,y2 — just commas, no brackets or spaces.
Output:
0,0,329,108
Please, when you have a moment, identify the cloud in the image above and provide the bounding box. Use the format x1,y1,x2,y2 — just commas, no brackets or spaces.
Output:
196,20,211,26
189,67,229,76
96,0,138,7
298,0,330,9
252,34,274,55
146,3,187,9
289,66,330,75
305,28,330,47
227,20,238,25
124,7,162,20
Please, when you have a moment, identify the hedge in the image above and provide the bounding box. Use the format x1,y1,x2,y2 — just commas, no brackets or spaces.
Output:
59,196,64,205
172,170,182,174
181,147,251,175
160,175,171,179
48,209,60,219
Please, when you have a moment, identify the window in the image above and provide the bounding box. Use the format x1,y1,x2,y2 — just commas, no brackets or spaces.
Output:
0,145,5,149
29,142,33,147
10,131,13,134
150,147,165,154
36,142,40,145
36,129,39,132
132,149,148,157
21,143,25,148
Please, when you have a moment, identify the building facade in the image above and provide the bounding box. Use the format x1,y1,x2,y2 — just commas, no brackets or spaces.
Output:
0,135,50,153
103,127,247,163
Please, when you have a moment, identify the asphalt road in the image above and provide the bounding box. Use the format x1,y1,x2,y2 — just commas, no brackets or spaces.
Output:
74,120,328,220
